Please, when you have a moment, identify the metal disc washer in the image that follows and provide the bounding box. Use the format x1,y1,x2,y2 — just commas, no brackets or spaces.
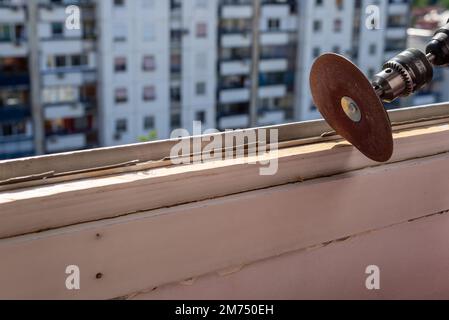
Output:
310,53,393,162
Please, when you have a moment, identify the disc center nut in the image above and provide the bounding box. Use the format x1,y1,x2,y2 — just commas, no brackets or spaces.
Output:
341,96,362,123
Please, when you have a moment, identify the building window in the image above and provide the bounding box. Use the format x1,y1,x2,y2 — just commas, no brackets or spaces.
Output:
369,44,377,55
143,55,156,71
171,86,181,101
313,20,322,32
0,121,26,137
195,111,206,124
115,119,127,133
51,23,64,37
42,86,77,104
47,54,87,70
144,116,155,130
334,19,342,32
143,86,156,101
268,19,281,31
115,88,128,104
196,82,206,96
71,55,81,67
114,57,127,72
336,0,344,10
313,47,321,58
55,56,67,68
142,0,155,9
114,0,125,7
143,24,156,42
332,45,340,54
171,114,181,129
196,0,208,8
0,25,12,42
113,24,127,42
196,23,207,38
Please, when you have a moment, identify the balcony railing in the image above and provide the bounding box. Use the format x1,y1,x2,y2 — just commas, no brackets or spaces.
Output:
0,105,30,122
0,73,29,87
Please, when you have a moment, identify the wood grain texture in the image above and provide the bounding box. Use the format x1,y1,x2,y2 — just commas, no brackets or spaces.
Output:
133,212,449,300
1,124,449,239
0,152,449,299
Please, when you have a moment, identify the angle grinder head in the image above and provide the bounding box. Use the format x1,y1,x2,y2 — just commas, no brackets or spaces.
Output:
310,53,393,162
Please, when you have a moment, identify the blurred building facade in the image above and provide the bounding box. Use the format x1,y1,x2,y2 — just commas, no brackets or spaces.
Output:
405,5,449,106
0,0,98,159
0,0,413,160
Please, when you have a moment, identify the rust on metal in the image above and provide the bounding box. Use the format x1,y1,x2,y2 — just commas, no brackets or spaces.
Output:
310,53,394,162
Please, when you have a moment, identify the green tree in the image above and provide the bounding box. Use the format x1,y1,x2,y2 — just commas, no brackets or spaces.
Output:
138,130,158,142
414,0,449,8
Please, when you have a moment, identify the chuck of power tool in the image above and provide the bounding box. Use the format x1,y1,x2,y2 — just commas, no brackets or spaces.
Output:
371,19,449,103
426,19,449,66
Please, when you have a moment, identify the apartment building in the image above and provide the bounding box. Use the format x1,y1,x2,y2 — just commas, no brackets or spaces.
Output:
217,0,298,129
0,0,33,160
405,8,449,107
0,0,98,160
97,0,170,146
296,0,411,121
0,0,413,159
39,0,98,153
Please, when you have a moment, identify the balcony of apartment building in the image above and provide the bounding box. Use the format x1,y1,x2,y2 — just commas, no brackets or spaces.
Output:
220,0,253,20
259,71,293,99
38,1,96,46
260,32,290,47
219,17,252,48
0,21,27,56
220,45,291,76
218,70,291,126
385,12,408,41
217,102,250,129
2,102,449,299
0,1,26,24
260,44,290,72
219,47,252,78
170,0,182,17
257,106,286,126
0,87,30,121
257,94,294,127
44,115,95,153
0,88,32,160
0,57,29,88
218,74,251,105
221,32,252,48
0,107,33,160
384,37,408,61
42,54,96,87
219,20,291,48
38,3,97,88
43,83,96,121
388,0,410,15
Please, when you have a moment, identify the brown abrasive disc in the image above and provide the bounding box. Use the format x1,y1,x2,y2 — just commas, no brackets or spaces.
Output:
310,53,393,162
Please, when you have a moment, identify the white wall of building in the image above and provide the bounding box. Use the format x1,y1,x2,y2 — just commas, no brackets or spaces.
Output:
181,0,217,133
97,0,170,146
296,0,356,121
356,0,388,78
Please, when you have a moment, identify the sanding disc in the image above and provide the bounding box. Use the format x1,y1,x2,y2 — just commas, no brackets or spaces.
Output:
310,53,393,162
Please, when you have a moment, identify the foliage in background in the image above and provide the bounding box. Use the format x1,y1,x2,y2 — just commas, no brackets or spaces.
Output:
414,0,449,8
138,130,158,142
